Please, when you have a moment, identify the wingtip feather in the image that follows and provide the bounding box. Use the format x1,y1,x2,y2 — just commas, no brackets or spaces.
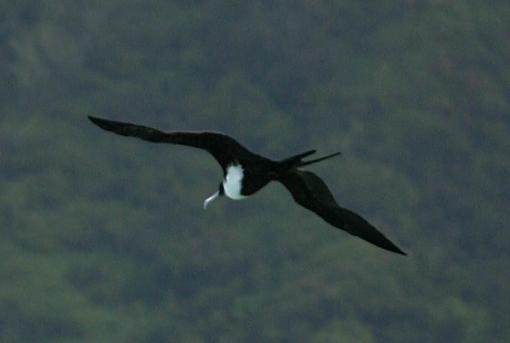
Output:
88,115,118,132
88,115,105,127
392,246,407,256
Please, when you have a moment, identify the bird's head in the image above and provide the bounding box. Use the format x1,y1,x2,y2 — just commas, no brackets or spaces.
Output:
203,182,224,209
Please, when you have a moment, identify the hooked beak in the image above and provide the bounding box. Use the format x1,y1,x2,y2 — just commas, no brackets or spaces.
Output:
203,191,219,209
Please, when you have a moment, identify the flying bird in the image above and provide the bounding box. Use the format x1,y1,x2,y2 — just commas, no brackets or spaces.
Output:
88,116,406,255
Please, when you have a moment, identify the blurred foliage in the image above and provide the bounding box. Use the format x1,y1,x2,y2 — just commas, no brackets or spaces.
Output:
1,0,509,342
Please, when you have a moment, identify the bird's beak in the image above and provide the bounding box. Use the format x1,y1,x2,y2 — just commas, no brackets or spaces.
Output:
203,191,219,209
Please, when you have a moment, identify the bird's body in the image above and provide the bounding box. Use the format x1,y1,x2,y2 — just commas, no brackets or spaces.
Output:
88,116,406,255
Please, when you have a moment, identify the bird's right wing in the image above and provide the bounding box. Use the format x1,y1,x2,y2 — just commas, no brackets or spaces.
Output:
278,170,406,255
88,116,261,170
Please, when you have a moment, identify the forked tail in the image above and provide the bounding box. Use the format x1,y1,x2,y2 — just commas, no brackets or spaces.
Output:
279,150,341,170
296,152,341,167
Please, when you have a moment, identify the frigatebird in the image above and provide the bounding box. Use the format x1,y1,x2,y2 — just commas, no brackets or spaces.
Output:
88,116,406,255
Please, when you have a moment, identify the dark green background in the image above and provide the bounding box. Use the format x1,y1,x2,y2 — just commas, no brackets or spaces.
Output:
1,1,509,342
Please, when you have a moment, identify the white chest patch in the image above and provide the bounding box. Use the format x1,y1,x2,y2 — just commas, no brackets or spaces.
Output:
223,164,247,200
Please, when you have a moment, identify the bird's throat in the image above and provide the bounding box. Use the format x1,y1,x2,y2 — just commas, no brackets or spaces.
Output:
223,164,247,200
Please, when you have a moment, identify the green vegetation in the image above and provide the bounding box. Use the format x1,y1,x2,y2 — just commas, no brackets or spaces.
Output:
1,1,509,342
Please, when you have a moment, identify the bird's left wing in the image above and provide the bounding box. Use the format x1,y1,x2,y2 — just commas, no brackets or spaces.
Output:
88,116,261,170
278,170,406,255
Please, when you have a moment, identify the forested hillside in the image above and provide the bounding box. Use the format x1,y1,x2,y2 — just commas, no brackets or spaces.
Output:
1,1,509,342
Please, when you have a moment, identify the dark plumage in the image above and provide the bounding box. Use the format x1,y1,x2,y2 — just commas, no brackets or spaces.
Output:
89,116,406,255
